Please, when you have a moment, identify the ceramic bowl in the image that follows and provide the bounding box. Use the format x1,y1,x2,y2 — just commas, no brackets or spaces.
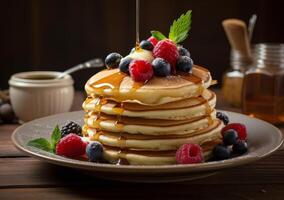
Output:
9,71,74,122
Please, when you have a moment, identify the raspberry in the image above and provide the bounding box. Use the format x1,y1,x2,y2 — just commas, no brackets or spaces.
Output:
129,60,154,82
56,134,87,157
153,39,179,72
221,123,247,140
147,36,158,46
176,143,203,164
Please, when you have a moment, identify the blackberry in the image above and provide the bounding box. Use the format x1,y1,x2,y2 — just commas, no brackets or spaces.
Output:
216,112,229,125
61,121,82,138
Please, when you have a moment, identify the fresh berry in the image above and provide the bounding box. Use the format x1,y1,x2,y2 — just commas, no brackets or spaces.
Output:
176,56,193,73
0,103,15,123
216,112,229,125
178,46,190,57
152,58,171,77
147,36,158,46
119,57,132,74
129,59,154,82
105,53,122,69
56,134,87,157
86,141,104,162
222,123,247,140
61,121,82,138
140,40,154,51
223,129,238,146
176,143,203,164
233,140,248,155
153,39,179,72
213,145,231,161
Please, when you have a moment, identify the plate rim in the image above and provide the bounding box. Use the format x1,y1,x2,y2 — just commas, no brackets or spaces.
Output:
11,110,284,173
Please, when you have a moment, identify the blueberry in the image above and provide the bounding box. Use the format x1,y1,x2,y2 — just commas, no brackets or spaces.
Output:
223,129,238,146
216,112,229,125
86,142,104,162
0,103,15,123
213,145,231,160
176,56,193,73
140,40,154,51
233,140,248,155
178,46,190,57
105,53,122,69
119,57,132,74
152,58,171,77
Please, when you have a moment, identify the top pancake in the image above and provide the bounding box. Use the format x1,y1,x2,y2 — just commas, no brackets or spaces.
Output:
85,65,212,105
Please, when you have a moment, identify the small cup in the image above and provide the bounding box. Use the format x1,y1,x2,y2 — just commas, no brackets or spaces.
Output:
9,71,74,122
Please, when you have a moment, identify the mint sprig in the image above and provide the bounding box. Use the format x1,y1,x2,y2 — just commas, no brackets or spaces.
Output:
169,10,192,44
27,125,62,153
27,138,52,152
151,31,167,41
151,10,192,44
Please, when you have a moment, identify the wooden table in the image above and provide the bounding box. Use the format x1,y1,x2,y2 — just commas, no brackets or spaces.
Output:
0,91,283,200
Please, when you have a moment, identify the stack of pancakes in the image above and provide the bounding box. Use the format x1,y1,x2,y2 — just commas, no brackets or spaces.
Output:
82,65,223,165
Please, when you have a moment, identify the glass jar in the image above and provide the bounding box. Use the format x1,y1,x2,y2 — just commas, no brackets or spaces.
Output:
222,50,252,107
242,43,284,124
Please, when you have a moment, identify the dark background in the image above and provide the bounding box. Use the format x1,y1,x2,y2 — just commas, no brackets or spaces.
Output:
1,0,284,90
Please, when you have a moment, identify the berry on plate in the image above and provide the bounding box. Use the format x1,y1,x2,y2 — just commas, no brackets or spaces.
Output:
105,53,122,69
153,39,179,71
212,145,231,161
129,59,154,82
152,58,171,77
86,141,104,162
216,112,229,125
147,36,158,46
176,56,193,73
178,46,190,57
140,40,154,51
56,134,87,157
233,140,248,155
223,129,238,146
119,57,132,74
176,143,203,164
60,121,82,138
222,123,247,140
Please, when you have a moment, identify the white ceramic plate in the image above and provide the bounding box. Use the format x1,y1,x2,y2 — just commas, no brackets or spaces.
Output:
12,110,283,183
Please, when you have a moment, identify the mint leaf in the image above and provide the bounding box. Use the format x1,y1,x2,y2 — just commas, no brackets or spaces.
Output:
50,125,61,152
151,31,167,41
27,138,51,152
169,10,192,44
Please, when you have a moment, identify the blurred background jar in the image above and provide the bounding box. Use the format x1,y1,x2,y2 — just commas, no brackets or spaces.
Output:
222,50,251,107
242,43,284,124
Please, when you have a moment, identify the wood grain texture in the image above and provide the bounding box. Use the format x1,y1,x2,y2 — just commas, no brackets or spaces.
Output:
1,185,284,200
0,90,283,199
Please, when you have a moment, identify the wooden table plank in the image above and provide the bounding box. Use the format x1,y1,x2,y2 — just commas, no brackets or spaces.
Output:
0,150,284,188
0,185,284,200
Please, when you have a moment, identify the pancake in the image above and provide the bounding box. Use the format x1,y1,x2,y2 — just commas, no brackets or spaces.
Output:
83,62,222,165
84,111,216,135
85,65,212,105
83,119,222,151
103,139,221,165
83,89,216,120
